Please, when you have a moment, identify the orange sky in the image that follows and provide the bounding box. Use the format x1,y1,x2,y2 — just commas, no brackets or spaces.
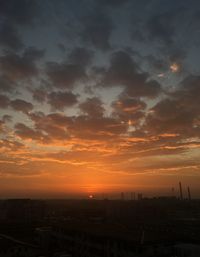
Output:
1,130,200,198
0,0,200,198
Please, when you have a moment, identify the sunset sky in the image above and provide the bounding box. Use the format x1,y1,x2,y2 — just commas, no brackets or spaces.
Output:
1,0,200,198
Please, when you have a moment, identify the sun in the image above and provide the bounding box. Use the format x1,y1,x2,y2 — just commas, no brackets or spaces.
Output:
89,194,94,199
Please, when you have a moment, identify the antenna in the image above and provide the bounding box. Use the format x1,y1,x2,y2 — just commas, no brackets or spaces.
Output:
187,186,191,201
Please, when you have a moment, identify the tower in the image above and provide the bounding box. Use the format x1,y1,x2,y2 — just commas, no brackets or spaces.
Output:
187,186,191,201
179,182,183,200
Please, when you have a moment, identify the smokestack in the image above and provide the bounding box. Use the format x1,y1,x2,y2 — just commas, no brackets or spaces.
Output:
187,186,191,201
179,182,183,200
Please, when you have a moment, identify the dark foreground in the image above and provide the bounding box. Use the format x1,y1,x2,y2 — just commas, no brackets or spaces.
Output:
0,197,200,257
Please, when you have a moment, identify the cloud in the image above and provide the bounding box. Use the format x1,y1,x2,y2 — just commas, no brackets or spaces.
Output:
130,5,189,72
97,0,129,7
15,122,48,142
20,110,128,143
79,97,105,117
30,112,72,129
101,50,162,97
47,91,78,110
145,98,194,136
80,10,113,51
2,114,12,123
0,21,24,51
0,120,5,133
70,115,128,140
0,0,39,26
0,95,33,114
0,94,10,108
68,47,94,67
26,112,71,142
144,75,200,137
112,96,146,124
0,138,24,151
10,99,33,114
0,76,15,92
0,0,40,52
31,88,47,103
46,62,86,89
0,47,44,82
147,11,176,46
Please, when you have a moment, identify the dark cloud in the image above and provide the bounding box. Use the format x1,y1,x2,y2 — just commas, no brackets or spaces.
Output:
2,114,12,123
145,98,193,135
145,47,186,75
46,62,86,89
0,0,40,52
112,96,146,124
81,10,113,51
145,55,167,73
0,47,44,82
101,50,162,98
27,112,71,142
57,43,66,53
30,113,72,140
0,95,34,114
0,0,39,26
47,91,78,110
97,0,129,7
31,88,47,103
130,5,190,70
147,11,176,46
0,138,24,151
0,21,23,51
0,94,10,108
168,48,186,64
104,50,138,83
25,111,127,142
68,47,94,67
10,99,33,114
177,75,200,105
70,115,127,140
15,123,48,142
0,120,5,133
23,46,44,61
144,75,200,137
30,112,72,130
0,76,15,92
79,97,105,117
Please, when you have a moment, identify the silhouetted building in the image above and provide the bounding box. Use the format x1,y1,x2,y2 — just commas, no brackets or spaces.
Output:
2,199,45,222
179,182,183,200
138,193,143,200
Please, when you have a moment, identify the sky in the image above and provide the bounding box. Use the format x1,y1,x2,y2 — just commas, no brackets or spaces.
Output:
0,0,200,198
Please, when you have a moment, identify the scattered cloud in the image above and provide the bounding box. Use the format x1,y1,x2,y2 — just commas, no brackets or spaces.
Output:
47,91,78,110
101,50,162,98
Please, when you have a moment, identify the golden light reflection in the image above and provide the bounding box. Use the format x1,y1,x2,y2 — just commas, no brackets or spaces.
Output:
170,62,180,73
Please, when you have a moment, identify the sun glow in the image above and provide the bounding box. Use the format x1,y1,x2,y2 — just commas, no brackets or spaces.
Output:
170,62,180,73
